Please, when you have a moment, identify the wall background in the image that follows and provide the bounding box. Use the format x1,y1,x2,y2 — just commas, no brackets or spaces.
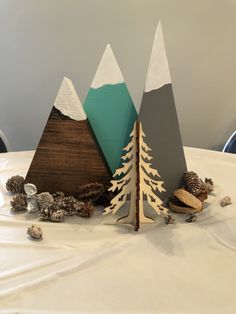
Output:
0,0,235,151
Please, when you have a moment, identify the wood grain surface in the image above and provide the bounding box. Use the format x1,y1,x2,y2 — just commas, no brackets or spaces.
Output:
25,107,111,195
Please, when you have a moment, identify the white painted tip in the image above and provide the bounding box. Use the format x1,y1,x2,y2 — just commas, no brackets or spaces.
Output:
54,77,87,121
145,21,172,93
91,44,125,89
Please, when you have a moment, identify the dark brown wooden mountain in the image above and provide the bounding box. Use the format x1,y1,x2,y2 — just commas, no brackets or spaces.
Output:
25,78,111,195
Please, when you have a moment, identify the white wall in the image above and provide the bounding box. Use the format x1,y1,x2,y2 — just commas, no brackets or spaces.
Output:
0,0,235,151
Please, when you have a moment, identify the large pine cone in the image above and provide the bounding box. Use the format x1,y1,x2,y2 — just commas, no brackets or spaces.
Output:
76,183,105,203
183,171,201,196
6,175,24,193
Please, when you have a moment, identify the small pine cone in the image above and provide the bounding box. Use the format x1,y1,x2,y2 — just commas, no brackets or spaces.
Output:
39,206,54,220
183,171,201,196
52,192,65,200
10,193,27,212
51,209,64,222
6,175,24,193
205,182,214,193
220,196,232,207
60,196,83,216
205,178,214,186
164,214,175,225
27,224,43,240
37,192,54,210
205,178,214,193
76,182,105,203
77,201,94,218
185,213,197,223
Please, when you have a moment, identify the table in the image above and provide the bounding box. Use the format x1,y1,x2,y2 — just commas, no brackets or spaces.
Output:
0,148,236,314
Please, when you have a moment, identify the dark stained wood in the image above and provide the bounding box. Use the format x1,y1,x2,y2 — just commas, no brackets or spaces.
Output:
134,120,140,232
25,107,111,195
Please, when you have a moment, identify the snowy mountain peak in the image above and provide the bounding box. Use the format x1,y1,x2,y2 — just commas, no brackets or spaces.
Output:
54,77,87,121
145,21,172,93
91,44,125,89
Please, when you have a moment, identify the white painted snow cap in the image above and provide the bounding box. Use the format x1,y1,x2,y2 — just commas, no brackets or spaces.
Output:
54,77,87,121
91,44,125,89
145,21,172,93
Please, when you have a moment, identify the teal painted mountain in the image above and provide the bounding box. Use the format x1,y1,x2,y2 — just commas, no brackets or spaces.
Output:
84,82,137,173
84,45,137,174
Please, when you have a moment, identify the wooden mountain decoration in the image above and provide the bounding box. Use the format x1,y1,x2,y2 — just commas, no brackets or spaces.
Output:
25,77,111,195
84,44,138,174
139,22,187,200
104,121,169,231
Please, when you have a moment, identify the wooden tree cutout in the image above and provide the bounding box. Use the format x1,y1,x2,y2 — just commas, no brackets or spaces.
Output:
104,120,168,231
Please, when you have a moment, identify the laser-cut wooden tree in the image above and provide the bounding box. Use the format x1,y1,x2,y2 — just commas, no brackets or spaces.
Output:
104,120,168,231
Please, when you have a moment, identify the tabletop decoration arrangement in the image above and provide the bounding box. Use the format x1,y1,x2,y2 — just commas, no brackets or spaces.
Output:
5,21,224,233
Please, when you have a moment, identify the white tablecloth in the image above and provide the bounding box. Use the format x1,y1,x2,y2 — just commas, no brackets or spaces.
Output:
0,148,236,314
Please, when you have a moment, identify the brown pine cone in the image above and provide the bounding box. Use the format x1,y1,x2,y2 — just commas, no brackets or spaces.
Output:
205,178,214,193
76,182,105,203
39,205,55,220
205,178,213,186
51,209,64,222
164,214,175,224
60,196,84,216
183,171,201,196
37,192,54,210
6,175,24,193
52,192,65,200
10,193,27,212
185,213,197,223
77,201,94,218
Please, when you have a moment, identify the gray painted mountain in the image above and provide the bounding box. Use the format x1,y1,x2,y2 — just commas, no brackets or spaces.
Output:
139,84,187,200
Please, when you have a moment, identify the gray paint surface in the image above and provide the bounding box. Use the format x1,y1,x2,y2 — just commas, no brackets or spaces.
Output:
0,0,236,151
139,84,187,199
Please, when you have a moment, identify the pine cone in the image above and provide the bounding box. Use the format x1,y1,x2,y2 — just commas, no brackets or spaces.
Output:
205,178,214,193
51,209,64,222
183,171,201,196
52,192,65,200
60,196,84,216
94,189,114,207
164,214,175,224
39,205,54,220
77,201,94,218
37,192,54,210
76,182,105,203
27,224,43,240
10,193,27,212
185,213,197,223
6,175,24,193
205,178,213,186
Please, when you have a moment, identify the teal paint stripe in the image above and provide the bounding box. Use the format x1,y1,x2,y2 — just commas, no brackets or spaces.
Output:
84,83,137,174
